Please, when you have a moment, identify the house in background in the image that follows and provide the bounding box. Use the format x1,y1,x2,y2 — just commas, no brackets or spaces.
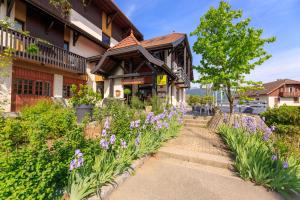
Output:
0,0,193,112
247,79,300,108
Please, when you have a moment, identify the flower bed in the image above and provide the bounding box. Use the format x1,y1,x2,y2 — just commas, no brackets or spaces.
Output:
218,116,300,198
0,100,184,199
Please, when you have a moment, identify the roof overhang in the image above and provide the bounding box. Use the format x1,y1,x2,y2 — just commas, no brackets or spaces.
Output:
91,45,176,79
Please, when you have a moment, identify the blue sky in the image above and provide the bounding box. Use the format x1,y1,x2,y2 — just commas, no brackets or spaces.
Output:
115,0,300,87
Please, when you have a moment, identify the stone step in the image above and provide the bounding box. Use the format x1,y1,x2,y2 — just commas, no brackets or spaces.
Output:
184,122,207,128
157,146,233,170
184,115,212,120
184,119,210,124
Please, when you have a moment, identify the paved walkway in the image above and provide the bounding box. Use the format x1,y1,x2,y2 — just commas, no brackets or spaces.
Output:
107,116,283,200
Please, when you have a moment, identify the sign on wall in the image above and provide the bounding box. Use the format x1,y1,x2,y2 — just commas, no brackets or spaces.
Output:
157,75,167,86
121,78,145,85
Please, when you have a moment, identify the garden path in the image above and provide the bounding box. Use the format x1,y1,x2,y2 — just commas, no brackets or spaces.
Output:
107,115,283,200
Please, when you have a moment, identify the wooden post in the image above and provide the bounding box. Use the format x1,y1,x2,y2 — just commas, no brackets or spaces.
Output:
152,66,157,96
109,79,114,97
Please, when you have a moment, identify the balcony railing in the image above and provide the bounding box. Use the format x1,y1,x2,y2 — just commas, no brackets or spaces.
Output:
0,26,86,74
279,91,300,98
174,67,190,88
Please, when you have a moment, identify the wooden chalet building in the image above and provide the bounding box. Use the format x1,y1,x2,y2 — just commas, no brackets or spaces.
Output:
247,79,300,108
0,0,193,112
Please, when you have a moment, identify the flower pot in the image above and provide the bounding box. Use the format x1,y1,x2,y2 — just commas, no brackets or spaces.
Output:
75,104,93,123
145,106,152,112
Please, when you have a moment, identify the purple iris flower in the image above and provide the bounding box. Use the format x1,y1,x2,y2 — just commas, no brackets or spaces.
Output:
271,155,278,161
102,129,107,136
75,149,81,156
271,125,276,132
69,160,76,171
283,161,288,169
130,121,135,129
76,157,84,168
100,139,109,150
163,121,169,128
120,139,127,149
234,121,239,129
104,117,110,129
145,112,154,124
135,120,140,128
70,149,84,171
135,136,140,146
110,134,116,145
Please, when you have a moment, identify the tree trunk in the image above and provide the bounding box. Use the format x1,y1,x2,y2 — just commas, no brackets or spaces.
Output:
225,83,234,115
229,98,234,115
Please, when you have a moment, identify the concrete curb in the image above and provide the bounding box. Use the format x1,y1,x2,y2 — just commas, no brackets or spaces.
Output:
88,155,150,200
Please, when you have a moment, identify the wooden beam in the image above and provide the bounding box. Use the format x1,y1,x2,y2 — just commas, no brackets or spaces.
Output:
134,60,146,73
108,72,152,79
45,21,55,34
106,12,118,28
73,31,80,46
6,0,14,17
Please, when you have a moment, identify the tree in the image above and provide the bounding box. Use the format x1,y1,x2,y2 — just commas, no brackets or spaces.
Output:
191,1,275,114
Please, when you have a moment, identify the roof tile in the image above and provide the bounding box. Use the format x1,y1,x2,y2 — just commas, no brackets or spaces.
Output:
141,33,185,48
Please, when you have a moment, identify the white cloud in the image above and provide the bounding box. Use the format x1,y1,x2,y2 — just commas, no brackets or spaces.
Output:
247,48,300,82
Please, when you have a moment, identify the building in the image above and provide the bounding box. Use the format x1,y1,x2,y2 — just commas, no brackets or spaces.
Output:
247,79,300,108
0,0,193,112
92,31,193,105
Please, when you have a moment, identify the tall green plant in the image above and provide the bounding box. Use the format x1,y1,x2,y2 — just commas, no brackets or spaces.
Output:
191,1,275,114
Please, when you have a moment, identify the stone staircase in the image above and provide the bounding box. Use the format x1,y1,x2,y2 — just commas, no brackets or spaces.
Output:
157,115,233,171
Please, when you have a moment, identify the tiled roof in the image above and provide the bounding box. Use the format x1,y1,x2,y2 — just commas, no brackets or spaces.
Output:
249,79,300,95
109,30,140,50
141,33,185,48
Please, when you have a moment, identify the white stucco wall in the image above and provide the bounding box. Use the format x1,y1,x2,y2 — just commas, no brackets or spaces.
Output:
113,78,124,98
0,65,12,112
267,96,300,108
53,74,63,98
69,30,102,58
69,9,102,42
103,79,110,98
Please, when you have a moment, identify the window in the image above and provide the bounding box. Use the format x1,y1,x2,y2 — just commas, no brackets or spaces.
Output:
63,41,69,51
14,79,33,95
14,19,25,31
35,81,43,96
63,85,71,98
294,97,299,103
44,82,51,96
288,87,294,93
102,33,110,46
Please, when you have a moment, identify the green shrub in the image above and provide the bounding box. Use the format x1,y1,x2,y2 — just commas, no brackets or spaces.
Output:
150,95,164,114
187,95,214,106
218,125,300,197
261,105,300,126
131,96,144,110
70,84,102,106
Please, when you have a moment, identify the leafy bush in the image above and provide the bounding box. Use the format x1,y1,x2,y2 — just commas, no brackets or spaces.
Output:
70,84,102,106
150,95,164,114
261,105,300,159
218,124,300,197
187,95,214,106
131,96,144,110
0,99,184,199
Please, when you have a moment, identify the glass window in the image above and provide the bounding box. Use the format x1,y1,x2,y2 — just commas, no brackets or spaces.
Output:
63,41,69,51
63,85,71,98
14,19,25,31
102,33,110,46
35,81,43,96
44,82,51,96
16,79,22,94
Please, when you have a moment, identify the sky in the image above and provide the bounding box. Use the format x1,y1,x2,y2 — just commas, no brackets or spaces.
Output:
114,0,300,87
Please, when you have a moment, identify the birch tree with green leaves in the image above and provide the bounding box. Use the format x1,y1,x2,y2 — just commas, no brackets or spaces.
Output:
191,1,276,114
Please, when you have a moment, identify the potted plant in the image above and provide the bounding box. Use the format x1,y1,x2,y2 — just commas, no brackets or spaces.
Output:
124,88,131,104
70,84,102,123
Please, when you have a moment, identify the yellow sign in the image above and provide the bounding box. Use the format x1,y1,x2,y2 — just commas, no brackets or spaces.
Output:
157,75,167,86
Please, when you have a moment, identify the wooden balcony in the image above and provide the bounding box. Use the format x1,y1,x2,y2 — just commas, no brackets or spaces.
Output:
174,67,190,88
0,26,86,74
279,91,300,97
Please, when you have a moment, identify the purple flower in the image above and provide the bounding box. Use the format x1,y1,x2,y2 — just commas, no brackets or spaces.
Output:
135,120,140,128
75,149,81,156
283,161,288,169
156,121,163,130
76,157,84,168
130,121,135,129
110,134,116,145
135,135,140,146
69,160,76,171
104,117,110,129
163,121,169,128
263,133,270,141
101,129,107,136
145,112,154,124
271,155,278,161
120,139,127,149
100,139,109,150
234,121,239,129
271,125,276,132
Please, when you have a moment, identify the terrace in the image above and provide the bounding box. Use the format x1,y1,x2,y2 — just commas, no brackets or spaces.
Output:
0,25,86,74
